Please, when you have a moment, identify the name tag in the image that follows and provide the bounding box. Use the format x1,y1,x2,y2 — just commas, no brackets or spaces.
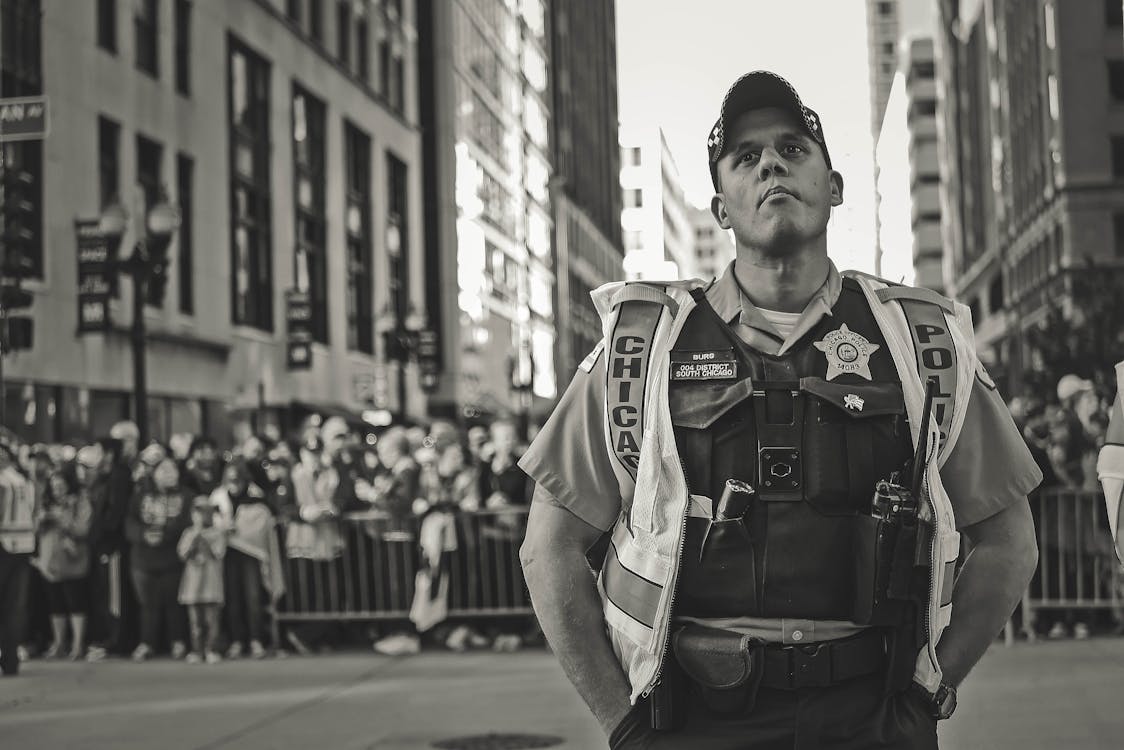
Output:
670,349,738,381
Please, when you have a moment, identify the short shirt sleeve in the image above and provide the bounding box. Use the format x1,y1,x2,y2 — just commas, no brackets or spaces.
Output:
940,374,1044,528
518,348,622,532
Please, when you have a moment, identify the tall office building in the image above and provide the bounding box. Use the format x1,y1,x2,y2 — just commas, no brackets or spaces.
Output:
876,38,943,290
619,125,694,281
688,206,735,282
939,0,1124,386
417,0,556,425
549,0,625,381
0,0,422,444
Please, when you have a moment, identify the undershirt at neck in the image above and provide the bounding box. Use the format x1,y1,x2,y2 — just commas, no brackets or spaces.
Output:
758,307,802,340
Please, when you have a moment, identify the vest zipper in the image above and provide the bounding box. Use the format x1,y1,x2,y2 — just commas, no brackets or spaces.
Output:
920,436,940,675
642,454,692,699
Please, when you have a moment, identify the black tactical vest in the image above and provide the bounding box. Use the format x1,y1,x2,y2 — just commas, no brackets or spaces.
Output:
670,278,914,622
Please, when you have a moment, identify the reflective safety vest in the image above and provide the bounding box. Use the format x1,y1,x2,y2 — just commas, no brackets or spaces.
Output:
0,466,37,555
584,272,973,702
1098,361,1124,564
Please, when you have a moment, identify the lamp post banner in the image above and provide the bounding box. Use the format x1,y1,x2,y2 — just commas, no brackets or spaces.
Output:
286,288,313,370
75,219,113,333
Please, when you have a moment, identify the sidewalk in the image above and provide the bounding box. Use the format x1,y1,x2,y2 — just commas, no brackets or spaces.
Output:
1,638,1122,749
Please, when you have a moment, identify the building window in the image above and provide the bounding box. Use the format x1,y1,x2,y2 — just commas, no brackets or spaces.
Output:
882,41,894,55
286,0,301,23
134,0,158,77
309,0,323,43
378,37,390,97
1113,136,1124,177
336,0,351,67
97,116,120,209
625,146,642,166
624,188,643,208
1109,0,1124,27
389,51,405,113
177,153,194,315
1114,213,1124,256
878,1,894,15
228,37,273,331
1110,61,1124,101
387,152,409,325
97,0,116,53
293,86,328,344
136,134,164,307
344,122,373,353
174,0,191,95
356,15,369,82
987,275,1004,313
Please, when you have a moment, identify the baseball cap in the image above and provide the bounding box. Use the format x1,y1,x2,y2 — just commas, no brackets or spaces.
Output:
707,71,831,191
1056,374,1094,403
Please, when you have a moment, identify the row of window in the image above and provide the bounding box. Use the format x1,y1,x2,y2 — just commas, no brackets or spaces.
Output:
285,0,407,113
228,37,410,354
97,0,192,95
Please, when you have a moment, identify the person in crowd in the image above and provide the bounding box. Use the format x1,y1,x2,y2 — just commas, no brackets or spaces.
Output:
178,496,227,664
92,429,136,658
182,437,222,496
367,426,426,655
214,460,283,659
476,420,534,652
477,420,531,510
32,464,93,660
284,430,345,654
0,437,37,676
125,454,191,661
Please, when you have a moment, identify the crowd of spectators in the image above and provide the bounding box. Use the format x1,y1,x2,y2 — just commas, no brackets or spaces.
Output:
0,414,536,676
1009,373,1122,640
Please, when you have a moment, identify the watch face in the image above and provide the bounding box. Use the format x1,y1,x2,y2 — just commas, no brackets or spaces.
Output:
936,685,957,719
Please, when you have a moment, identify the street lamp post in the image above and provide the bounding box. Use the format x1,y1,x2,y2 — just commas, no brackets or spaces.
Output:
100,193,180,446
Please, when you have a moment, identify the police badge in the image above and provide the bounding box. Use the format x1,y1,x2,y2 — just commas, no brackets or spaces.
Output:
813,324,880,381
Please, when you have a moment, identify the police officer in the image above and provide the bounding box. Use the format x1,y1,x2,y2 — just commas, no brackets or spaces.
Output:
1100,361,1124,564
0,436,36,676
519,72,1042,749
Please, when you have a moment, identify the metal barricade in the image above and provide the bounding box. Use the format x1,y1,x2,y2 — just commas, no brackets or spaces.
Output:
1017,488,1122,639
274,507,533,623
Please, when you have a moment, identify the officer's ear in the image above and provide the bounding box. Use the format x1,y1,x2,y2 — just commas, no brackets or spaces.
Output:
829,170,844,208
711,192,731,230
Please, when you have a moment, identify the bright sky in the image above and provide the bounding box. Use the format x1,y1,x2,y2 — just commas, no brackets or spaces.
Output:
615,0,878,274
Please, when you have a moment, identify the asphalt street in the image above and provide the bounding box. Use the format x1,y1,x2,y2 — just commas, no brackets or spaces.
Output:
1,637,1122,749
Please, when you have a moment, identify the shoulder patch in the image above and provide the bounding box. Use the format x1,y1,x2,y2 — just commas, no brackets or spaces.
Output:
578,341,605,373
873,285,955,315
975,360,997,391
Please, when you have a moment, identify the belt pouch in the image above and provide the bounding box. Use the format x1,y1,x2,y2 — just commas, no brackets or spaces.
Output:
672,625,764,716
882,621,919,695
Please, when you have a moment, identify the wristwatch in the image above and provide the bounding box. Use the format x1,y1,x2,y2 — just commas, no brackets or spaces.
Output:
910,680,957,720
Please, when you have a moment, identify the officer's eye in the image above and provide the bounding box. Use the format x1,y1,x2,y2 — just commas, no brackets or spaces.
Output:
738,151,760,165
784,143,805,155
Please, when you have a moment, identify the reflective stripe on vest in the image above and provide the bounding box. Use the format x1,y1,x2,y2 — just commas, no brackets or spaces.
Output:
602,540,662,629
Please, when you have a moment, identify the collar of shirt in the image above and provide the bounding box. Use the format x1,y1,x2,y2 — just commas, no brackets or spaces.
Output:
704,259,842,356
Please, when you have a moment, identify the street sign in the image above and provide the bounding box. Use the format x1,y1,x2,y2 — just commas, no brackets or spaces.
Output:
286,288,313,370
0,96,49,142
75,219,115,333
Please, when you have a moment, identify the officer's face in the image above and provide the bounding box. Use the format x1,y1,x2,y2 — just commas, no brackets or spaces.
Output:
712,107,843,256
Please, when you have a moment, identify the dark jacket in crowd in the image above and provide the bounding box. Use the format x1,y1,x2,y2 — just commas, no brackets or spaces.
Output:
96,458,134,557
124,484,192,571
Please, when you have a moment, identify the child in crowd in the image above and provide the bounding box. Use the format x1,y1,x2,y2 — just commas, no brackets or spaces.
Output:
213,460,278,659
177,496,226,664
32,464,92,660
125,454,192,661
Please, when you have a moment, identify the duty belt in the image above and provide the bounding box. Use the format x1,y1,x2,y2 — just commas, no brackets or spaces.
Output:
759,629,886,689
672,625,887,693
